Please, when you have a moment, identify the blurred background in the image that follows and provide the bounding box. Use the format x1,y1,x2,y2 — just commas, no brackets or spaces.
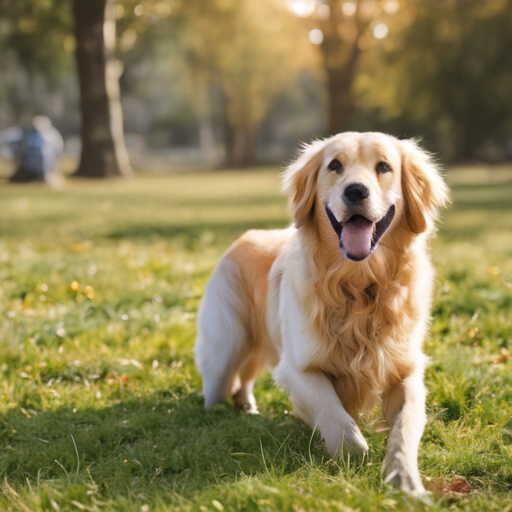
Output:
1,0,512,180
1,3,512,508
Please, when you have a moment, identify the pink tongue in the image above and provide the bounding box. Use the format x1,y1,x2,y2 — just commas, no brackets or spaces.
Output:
341,217,374,260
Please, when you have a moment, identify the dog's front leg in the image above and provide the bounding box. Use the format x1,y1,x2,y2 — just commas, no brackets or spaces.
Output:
382,371,427,495
274,362,368,458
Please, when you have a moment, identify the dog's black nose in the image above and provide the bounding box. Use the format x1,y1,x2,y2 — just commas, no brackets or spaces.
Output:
343,183,370,204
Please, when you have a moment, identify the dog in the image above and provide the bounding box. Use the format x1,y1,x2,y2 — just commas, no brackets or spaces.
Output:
195,132,448,495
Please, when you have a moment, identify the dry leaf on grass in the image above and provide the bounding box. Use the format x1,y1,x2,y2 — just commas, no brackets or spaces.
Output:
442,475,471,495
493,348,509,364
425,475,471,497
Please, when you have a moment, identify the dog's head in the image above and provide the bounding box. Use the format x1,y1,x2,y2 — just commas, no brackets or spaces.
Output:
283,132,449,261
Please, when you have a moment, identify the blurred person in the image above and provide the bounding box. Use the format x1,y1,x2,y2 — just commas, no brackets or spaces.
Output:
0,116,63,185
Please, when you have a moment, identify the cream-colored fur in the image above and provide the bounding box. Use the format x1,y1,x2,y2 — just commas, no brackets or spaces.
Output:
194,132,449,495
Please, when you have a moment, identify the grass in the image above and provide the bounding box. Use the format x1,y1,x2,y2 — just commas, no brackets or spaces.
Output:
0,164,512,511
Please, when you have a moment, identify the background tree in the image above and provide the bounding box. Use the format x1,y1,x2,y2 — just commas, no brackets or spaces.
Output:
218,0,317,167
290,0,400,135
0,0,134,178
2,0,512,166
355,0,512,160
0,0,72,119
179,0,318,167
73,0,132,178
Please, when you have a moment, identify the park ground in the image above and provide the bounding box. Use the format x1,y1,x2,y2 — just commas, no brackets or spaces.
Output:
1,164,512,511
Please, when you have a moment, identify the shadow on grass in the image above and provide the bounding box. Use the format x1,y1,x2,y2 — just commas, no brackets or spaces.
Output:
438,194,512,241
104,219,289,244
438,221,506,242
453,200,512,210
449,179,512,191
0,217,289,248
0,391,323,502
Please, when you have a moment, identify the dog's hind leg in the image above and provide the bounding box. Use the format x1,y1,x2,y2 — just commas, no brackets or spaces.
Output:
194,256,250,409
232,349,266,414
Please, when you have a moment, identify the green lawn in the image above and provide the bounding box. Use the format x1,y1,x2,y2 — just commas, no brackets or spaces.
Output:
1,165,512,511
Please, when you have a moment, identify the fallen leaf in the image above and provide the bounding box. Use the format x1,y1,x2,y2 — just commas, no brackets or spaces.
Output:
443,475,471,495
425,475,471,497
493,348,509,364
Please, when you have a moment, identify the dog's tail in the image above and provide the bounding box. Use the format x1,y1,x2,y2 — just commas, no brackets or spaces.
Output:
194,254,249,408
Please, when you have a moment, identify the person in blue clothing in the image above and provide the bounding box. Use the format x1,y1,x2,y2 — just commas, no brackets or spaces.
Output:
0,116,63,184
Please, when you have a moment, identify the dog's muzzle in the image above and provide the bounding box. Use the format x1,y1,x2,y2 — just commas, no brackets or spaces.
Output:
325,204,396,261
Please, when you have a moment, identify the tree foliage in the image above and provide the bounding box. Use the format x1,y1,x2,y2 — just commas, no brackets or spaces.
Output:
1,0,512,163
0,0,73,77
189,0,318,166
356,0,512,159
291,0,400,134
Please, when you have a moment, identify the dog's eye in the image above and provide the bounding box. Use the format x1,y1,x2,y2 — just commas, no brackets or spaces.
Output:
328,159,343,173
376,161,392,174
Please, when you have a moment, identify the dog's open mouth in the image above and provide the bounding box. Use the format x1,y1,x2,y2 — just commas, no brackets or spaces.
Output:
325,204,396,261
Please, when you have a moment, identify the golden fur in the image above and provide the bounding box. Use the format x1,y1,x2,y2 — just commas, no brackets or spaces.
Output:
281,136,449,416
195,132,449,494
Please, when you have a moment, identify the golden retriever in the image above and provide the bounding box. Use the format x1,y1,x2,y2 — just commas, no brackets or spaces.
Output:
195,132,448,495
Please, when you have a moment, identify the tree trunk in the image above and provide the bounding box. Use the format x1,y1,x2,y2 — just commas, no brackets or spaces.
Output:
326,65,355,135
319,3,365,137
72,0,132,178
225,124,257,168
220,84,257,168
322,41,361,136
223,120,236,168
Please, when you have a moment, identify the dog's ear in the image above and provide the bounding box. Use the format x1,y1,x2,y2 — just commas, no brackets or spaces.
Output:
282,139,326,228
400,139,449,234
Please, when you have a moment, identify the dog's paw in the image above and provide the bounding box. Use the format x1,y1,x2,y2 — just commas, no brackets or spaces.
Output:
233,389,259,414
383,451,426,496
235,401,259,414
339,423,369,456
320,416,369,458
